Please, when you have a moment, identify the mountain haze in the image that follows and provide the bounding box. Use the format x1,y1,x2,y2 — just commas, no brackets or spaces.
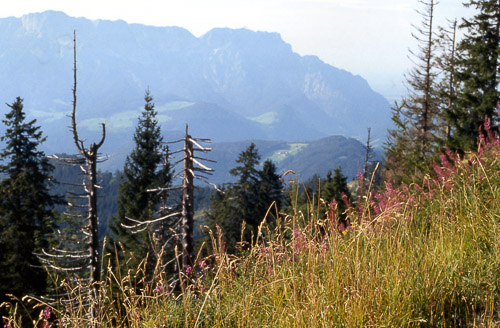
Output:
0,11,391,167
204,135,377,185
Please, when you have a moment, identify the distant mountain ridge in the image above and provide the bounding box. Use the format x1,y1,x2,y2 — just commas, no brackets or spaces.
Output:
203,135,378,185
0,11,391,167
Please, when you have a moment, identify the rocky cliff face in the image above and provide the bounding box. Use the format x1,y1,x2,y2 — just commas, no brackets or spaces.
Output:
0,11,391,157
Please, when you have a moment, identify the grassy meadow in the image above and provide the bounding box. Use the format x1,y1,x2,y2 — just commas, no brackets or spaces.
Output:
2,138,499,327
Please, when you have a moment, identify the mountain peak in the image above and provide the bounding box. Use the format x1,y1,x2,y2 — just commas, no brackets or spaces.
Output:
203,27,282,40
22,10,69,19
0,12,391,156
201,27,292,57
20,11,70,35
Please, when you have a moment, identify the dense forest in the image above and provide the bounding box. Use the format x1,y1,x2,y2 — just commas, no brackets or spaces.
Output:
0,0,499,326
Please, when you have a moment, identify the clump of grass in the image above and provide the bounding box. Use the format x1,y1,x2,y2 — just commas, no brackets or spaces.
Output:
159,134,498,327
2,133,499,327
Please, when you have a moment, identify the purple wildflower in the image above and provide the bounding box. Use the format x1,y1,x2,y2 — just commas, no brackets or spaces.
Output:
198,259,208,270
42,307,51,321
154,282,164,293
356,171,363,181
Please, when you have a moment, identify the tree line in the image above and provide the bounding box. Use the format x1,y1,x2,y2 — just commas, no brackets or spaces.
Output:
385,0,500,184
0,0,498,323
0,90,353,308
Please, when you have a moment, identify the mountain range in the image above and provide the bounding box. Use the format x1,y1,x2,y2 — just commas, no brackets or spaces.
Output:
0,10,391,177
178,135,380,185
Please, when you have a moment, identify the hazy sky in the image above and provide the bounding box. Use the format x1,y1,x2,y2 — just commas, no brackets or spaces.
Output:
1,0,471,101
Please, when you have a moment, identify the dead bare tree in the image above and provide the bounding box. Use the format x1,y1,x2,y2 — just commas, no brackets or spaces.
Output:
123,124,214,289
69,31,106,292
436,18,458,140
179,124,217,269
362,127,374,182
37,31,106,326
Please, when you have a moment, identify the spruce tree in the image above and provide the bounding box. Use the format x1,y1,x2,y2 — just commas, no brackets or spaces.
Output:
0,97,58,301
206,143,282,252
107,90,171,270
257,159,283,220
448,0,500,151
229,142,262,227
205,184,241,252
321,166,351,223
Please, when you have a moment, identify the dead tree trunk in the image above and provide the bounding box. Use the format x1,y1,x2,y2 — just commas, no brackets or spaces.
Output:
123,124,213,289
70,31,105,288
154,145,170,244
86,145,101,286
70,31,105,326
362,127,373,182
181,125,195,269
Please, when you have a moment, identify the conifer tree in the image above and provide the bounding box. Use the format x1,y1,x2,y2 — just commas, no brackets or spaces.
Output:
108,90,172,269
448,0,500,152
206,143,282,252
385,0,440,184
205,185,241,252
0,97,58,301
321,166,351,222
258,159,283,219
229,143,262,228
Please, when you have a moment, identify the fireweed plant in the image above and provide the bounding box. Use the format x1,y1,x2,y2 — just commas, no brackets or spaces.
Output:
1,119,499,327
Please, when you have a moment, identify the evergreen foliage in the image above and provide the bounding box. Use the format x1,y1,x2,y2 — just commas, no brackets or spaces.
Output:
258,159,283,217
321,166,351,224
448,0,500,152
206,185,241,252
107,90,172,270
0,97,59,301
229,143,262,228
206,143,282,253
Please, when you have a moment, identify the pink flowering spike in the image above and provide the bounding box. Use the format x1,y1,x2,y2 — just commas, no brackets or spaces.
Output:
379,199,386,211
433,165,443,178
341,193,350,208
478,125,485,148
338,221,345,233
328,201,337,222
356,171,363,181
439,153,452,168
199,259,207,269
41,307,52,321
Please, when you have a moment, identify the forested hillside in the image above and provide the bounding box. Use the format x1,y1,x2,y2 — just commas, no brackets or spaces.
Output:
0,0,499,327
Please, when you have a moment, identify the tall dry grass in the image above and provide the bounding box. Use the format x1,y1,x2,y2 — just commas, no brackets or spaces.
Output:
2,129,499,327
